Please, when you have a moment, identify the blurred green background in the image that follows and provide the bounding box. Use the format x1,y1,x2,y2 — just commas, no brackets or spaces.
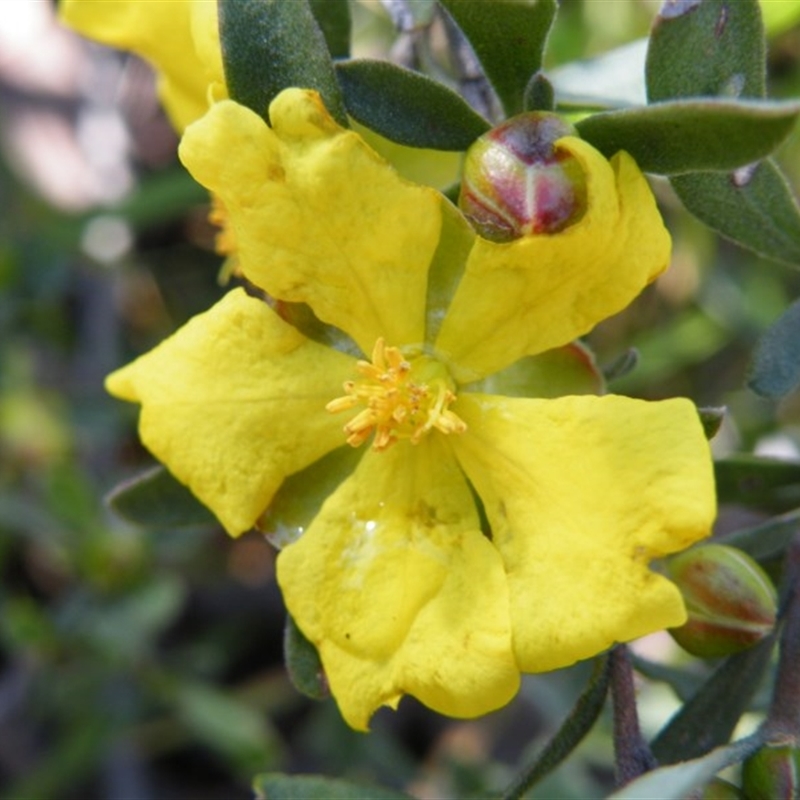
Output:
0,1,799,798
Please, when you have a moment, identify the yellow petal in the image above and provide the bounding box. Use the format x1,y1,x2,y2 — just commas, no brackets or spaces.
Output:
277,436,519,730
451,393,715,672
59,0,222,131
436,140,671,382
106,288,354,536
179,90,442,354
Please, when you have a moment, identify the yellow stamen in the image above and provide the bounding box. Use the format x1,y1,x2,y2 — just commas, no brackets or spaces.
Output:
326,338,467,451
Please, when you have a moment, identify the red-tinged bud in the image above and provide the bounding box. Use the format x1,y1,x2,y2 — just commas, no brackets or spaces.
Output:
458,112,587,242
667,544,777,658
742,745,800,800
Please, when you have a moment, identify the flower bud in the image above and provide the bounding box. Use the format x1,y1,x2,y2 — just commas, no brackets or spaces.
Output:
666,544,777,658
742,745,800,800
458,112,587,242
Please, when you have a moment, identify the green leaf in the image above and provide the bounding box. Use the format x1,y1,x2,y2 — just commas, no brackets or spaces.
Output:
610,738,763,800
670,161,800,267
218,0,346,125
439,0,558,117
335,60,489,150
175,682,282,774
575,99,800,175
644,0,800,265
748,298,800,397
646,0,766,102
309,0,351,59
651,635,776,764
473,343,604,399
719,508,800,563
253,774,412,800
106,466,216,528
714,455,800,512
501,655,610,800
284,614,328,701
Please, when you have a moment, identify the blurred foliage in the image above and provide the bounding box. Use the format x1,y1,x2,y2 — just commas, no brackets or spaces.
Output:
0,1,799,798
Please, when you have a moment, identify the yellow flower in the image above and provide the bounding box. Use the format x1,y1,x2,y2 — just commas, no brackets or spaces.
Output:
106,89,716,730
59,0,224,132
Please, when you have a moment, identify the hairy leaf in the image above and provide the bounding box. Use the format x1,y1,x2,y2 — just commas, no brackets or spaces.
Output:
748,298,800,397
646,0,765,101
670,161,800,267
575,99,800,175
440,0,557,116
219,0,346,124
106,466,216,528
336,60,489,149
714,455,800,512
651,636,776,764
309,0,350,59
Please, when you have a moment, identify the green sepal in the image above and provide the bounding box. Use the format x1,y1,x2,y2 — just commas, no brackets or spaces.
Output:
670,161,800,267
283,614,328,701
574,99,800,176
253,774,412,800
106,466,216,528
748,298,800,398
218,0,347,125
646,0,766,102
523,71,555,112
258,445,361,549
714,455,800,512
469,342,604,399
651,635,776,764
308,0,351,59
335,60,490,150
602,349,639,383
698,407,726,440
439,0,558,117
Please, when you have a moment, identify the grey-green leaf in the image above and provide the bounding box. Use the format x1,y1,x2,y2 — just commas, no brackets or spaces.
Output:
646,0,766,102
439,0,558,117
309,0,351,59
336,60,489,150
610,738,763,800
575,99,800,175
501,655,610,799
218,0,346,125
651,635,775,764
106,466,216,528
645,1,800,265
748,298,800,397
719,508,800,564
671,160,800,267
253,774,412,800
714,455,800,511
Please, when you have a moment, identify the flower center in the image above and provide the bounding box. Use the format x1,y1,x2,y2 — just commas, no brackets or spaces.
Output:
326,338,467,451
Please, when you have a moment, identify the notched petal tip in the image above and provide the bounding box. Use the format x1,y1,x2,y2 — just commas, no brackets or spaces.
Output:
269,88,343,140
